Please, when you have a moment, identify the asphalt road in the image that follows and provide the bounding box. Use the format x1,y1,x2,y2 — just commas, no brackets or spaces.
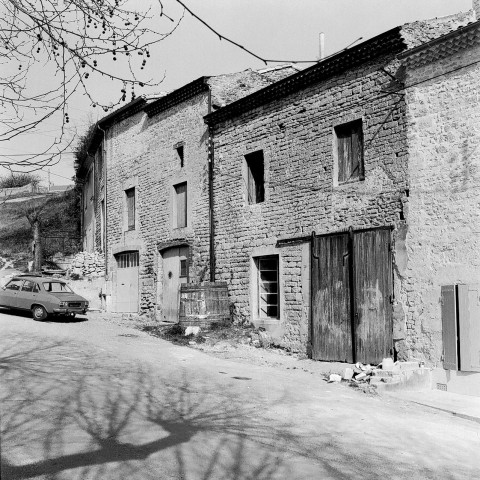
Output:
1,309,480,480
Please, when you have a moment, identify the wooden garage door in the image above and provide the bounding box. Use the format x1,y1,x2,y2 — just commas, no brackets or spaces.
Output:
354,229,393,364
312,233,353,362
116,251,139,313
312,228,393,364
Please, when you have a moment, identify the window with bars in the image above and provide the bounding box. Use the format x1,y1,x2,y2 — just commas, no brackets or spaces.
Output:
256,256,279,319
245,150,265,204
174,182,187,228
335,119,364,184
117,251,139,269
125,187,135,230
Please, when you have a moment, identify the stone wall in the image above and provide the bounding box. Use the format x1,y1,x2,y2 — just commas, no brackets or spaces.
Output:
69,251,105,277
403,41,480,364
105,92,211,315
211,54,408,352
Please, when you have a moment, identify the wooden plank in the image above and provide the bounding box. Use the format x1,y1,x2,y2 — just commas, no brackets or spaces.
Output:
126,188,135,230
175,183,187,227
351,124,363,180
337,133,347,182
354,229,392,364
458,284,480,372
311,233,353,362
441,285,458,370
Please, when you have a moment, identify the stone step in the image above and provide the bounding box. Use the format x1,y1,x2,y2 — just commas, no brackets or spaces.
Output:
373,367,431,392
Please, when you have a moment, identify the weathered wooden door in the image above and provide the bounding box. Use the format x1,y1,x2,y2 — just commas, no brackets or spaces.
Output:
354,229,393,364
311,228,392,364
116,251,139,313
312,233,353,362
162,246,188,322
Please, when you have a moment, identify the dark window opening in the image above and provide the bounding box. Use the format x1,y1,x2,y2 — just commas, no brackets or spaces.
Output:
245,150,265,204
126,187,135,230
335,119,364,183
117,251,139,269
174,182,187,228
180,259,188,278
257,256,279,319
176,145,184,168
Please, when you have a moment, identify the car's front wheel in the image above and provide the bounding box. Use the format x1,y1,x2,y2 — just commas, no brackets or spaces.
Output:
32,305,48,321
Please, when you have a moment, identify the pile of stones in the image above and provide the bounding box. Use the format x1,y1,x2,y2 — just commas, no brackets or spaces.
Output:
69,251,105,277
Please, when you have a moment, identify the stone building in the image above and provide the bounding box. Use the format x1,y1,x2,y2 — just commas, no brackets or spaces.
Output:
399,19,480,394
78,66,297,317
204,9,478,381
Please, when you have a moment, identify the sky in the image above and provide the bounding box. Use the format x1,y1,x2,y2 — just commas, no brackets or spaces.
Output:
1,0,472,187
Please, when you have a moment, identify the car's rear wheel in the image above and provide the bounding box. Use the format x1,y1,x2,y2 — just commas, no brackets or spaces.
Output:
32,305,47,321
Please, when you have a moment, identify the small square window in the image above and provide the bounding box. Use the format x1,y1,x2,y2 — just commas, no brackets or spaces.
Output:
245,150,265,204
335,119,364,183
256,256,279,319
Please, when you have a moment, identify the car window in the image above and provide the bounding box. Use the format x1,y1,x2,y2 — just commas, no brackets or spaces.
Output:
5,279,23,291
42,282,73,293
21,280,36,292
33,283,40,293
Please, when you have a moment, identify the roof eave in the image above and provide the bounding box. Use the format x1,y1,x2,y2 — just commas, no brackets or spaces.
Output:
144,77,210,118
204,26,406,126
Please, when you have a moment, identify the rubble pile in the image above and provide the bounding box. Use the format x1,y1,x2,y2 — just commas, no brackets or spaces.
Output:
69,251,105,278
327,358,428,393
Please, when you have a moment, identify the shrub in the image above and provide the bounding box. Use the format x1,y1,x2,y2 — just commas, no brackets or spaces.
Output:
0,173,40,189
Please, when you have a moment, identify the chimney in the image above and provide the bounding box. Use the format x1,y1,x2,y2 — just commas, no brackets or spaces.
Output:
474,0,480,19
319,32,325,60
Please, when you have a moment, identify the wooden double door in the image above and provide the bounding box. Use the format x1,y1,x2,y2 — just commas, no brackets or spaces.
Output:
311,227,393,364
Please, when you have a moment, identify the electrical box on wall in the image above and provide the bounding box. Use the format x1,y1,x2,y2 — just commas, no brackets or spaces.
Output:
441,284,480,372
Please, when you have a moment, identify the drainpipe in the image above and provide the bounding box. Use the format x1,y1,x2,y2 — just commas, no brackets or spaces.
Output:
97,123,107,275
207,87,215,282
208,125,215,282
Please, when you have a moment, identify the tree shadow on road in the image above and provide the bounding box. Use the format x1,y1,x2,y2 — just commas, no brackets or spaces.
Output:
0,333,291,480
2,332,471,480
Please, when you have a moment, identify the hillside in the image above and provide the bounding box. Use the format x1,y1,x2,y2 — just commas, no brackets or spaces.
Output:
0,190,80,270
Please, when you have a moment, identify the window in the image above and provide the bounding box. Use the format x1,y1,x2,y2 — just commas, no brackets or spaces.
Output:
117,251,139,268
5,279,22,291
125,187,135,231
174,182,187,228
180,259,188,278
21,280,36,292
42,282,73,293
335,119,364,183
245,150,265,204
256,256,279,319
175,143,184,168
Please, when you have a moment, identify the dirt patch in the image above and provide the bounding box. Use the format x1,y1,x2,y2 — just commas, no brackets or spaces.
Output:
96,313,375,394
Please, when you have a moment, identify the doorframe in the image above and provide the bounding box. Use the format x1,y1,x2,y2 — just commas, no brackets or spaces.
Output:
310,225,394,363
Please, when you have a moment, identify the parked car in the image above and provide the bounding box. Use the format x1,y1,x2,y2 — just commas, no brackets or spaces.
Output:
0,275,88,320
